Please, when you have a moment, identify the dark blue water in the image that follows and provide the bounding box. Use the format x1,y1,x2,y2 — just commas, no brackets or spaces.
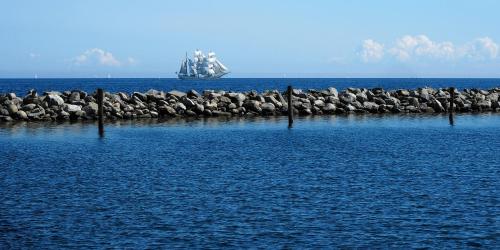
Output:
1,114,499,248
1,78,500,95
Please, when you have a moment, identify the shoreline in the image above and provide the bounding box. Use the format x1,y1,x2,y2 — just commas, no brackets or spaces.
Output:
1,86,499,123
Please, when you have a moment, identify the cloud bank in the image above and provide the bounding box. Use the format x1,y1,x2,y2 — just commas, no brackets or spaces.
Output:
360,39,384,62
360,35,498,63
73,48,136,67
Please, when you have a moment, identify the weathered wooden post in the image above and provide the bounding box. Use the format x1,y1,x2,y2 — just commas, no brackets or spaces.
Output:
97,88,104,136
287,85,293,128
449,87,455,126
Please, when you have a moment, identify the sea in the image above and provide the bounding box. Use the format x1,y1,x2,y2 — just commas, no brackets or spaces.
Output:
0,78,499,248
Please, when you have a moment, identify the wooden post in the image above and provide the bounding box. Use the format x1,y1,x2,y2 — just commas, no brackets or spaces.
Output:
449,87,455,126
97,88,104,136
287,85,293,128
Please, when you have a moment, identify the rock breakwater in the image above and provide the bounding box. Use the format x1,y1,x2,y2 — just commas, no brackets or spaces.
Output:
1,87,499,122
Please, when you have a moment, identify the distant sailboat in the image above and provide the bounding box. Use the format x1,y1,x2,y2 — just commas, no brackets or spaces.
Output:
176,50,230,79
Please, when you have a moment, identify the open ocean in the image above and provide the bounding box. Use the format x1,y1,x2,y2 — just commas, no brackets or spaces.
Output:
1,78,499,248
1,78,500,95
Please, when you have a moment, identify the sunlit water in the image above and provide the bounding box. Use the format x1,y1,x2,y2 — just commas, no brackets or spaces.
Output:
0,114,499,248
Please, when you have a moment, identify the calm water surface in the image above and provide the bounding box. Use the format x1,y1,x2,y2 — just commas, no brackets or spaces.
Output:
1,78,500,95
0,114,499,248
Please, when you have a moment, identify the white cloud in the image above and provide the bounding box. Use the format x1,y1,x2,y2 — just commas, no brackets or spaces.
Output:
389,35,455,61
73,48,122,66
463,37,498,60
364,35,499,62
360,39,384,63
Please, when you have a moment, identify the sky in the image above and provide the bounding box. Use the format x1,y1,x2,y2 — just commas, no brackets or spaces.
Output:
1,0,499,78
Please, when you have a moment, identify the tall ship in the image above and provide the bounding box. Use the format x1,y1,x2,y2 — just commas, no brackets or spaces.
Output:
177,50,230,80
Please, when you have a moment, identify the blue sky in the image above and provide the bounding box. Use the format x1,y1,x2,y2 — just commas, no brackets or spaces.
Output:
1,0,499,78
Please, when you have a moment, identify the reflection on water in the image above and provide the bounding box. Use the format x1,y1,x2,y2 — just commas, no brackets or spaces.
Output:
1,112,499,136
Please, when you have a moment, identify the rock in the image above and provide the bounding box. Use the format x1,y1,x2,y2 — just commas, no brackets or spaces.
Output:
47,94,64,106
133,92,148,102
27,89,37,97
477,100,491,109
363,102,379,112
325,96,340,104
27,109,45,119
83,102,99,116
7,104,18,114
356,92,368,103
261,103,275,113
212,111,231,116
21,103,37,111
118,92,130,102
187,89,201,98
185,110,197,116
0,115,13,122
385,97,400,106
69,92,81,102
345,104,356,112
194,103,205,114
203,100,218,110
340,93,357,104
168,90,187,98
64,104,82,113
432,100,445,112
327,87,338,97
229,93,246,103
228,103,237,109
0,109,9,116
175,102,187,111
397,89,410,96
181,97,196,108
70,110,85,120
299,108,312,115
59,110,70,119
15,110,28,120
219,96,232,103
322,103,336,113
203,109,212,116
243,100,262,112
372,97,386,105
313,99,325,107
7,93,16,100
159,106,177,116
408,97,419,106
264,95,281,107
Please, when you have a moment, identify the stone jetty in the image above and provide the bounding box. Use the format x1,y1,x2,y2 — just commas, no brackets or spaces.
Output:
0,87,499,122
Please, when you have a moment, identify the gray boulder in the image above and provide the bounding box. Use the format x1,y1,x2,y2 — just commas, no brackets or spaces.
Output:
261,103,275,113
363,102,379,112
168,90,187,98
244,100,261,112
7,104,18,115
313,99,325,107
21,103,37,111
322,103,336,113
64,104,82,113
47,94,64,106
83,102,99,115
175,102,187,111
340,93,357,104
15,110,28,120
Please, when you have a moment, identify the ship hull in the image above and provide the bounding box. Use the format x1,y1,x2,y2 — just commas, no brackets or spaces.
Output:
177,72,229,80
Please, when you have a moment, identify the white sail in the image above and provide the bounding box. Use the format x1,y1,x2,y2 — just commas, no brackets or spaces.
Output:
215,59,229,72
177,50,230,79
